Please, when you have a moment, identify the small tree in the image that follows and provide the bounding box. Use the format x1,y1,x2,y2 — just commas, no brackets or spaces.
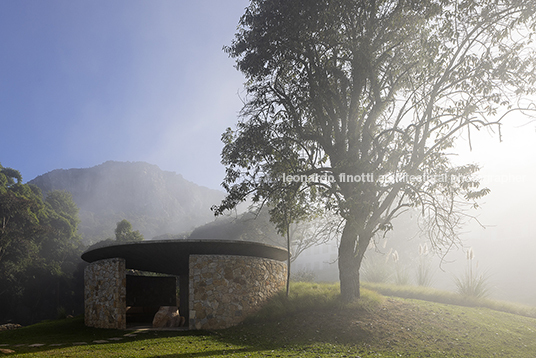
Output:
289,212,342,262
115,219,144,243
265,185,312,296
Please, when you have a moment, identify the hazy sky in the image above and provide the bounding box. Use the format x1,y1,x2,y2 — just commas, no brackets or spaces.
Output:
1,0,249,189
2,0,534,193
2,1,535,301
1,2,535,216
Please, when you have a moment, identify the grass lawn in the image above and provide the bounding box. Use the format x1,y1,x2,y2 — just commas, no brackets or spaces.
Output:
2,282,536,357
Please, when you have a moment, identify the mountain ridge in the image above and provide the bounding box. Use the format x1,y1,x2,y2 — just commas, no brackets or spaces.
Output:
29,161,224,243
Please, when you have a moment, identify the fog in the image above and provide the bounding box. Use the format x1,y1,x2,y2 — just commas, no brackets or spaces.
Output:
384,118,536,305
446,119,536,304
2,0,535,307
291,118,536,305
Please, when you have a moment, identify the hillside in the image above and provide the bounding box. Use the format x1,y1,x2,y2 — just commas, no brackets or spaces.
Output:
2,283,536,357
186,208,285,246
29,161,224,243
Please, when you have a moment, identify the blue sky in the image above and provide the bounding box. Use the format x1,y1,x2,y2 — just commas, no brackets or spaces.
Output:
1,0,534,193
1,0,534,214
1,0,249,189
2,0,536,300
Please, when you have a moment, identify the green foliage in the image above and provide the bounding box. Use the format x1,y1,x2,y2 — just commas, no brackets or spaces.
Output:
0,166,43,283
453,247,490,299
114,219,144,242
0,163,84,324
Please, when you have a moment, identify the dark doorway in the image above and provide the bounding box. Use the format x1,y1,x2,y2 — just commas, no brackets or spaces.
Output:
126,275,177,324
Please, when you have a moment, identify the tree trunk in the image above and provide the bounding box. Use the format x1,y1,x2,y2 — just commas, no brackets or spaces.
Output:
339,248,360,302
338,217,370,303
338,219,360,302
286,223,291,297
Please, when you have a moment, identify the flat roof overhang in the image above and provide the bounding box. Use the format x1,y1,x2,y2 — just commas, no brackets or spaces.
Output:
81,239,288,276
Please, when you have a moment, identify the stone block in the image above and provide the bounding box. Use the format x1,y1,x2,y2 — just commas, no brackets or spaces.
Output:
84,258,126,329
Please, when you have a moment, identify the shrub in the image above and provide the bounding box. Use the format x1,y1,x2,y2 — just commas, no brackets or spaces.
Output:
362,254,392,283
290,269,316,282
453,247,490,299
416,243,434,287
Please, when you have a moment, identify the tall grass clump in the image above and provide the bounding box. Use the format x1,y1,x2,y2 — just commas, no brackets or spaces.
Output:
416,243,434,286
361,252,392,283
453,247,490,299
392,250,410,285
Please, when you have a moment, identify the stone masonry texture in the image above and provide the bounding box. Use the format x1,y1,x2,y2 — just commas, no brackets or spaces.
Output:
84,258,126,329
189,254,287,330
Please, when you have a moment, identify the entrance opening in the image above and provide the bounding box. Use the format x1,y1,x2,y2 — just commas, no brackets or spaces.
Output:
126,274,178,325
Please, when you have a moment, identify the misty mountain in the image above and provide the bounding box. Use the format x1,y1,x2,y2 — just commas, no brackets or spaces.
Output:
29,161,224,243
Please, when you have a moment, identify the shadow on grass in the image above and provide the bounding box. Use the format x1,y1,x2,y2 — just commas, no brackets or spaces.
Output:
1,315,299,358
0,316,207,354
213,306,375,349
1,283,380,357
141,347,261,358
2,309,374,356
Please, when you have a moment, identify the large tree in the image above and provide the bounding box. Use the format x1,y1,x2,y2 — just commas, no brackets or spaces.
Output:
0,164,83,322
214,0,536,302
0,165,44,284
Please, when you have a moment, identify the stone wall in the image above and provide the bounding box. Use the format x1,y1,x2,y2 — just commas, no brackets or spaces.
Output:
84,258,126,329
189,254,287,330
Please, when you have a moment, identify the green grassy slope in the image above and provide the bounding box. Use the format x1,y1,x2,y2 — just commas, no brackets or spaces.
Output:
1,283,536,357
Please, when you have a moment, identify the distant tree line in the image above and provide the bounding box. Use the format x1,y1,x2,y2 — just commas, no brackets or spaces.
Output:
0,164,86,324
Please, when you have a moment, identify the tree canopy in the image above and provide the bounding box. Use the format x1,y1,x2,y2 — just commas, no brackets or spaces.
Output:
215,0,536,301
0,165,44,284
115,219,144,242
0,163,83,322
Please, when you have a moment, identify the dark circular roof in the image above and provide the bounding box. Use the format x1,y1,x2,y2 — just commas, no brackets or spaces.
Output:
81,240,288,276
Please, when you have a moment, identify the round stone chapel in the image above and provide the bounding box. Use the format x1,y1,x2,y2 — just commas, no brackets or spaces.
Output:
81,240,287,330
